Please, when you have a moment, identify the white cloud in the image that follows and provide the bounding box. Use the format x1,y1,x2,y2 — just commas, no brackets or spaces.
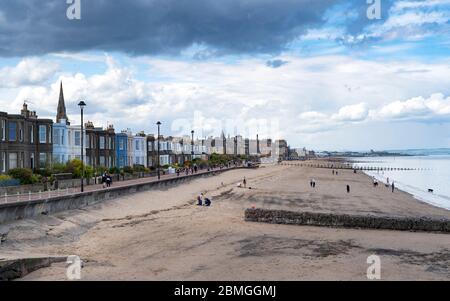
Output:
332,103,368,122
2,54,450,147
374,93,450,121
0,58,59,88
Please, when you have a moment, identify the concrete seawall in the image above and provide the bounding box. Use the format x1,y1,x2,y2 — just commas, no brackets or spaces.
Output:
0,169,233,224
245,208,450,233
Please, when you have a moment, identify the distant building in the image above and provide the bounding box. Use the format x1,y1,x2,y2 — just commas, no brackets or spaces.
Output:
85,122,116,169
0,103,53,172
132,131,147,167
52,82,86,164
115,131,128,168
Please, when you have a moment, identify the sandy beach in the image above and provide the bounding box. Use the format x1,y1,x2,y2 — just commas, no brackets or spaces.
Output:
1,163,449,280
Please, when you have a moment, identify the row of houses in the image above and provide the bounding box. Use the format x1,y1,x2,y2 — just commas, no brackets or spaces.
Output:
0,83,289,173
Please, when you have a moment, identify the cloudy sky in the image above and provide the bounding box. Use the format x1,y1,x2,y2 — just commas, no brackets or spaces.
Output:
1,0,450,151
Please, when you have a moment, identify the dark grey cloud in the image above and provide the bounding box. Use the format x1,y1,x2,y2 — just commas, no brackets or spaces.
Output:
266,59,289,68
0,0,344,57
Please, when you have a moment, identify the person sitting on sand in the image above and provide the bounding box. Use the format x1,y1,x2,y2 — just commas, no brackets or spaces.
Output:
204,197,211,207
197,193,204,206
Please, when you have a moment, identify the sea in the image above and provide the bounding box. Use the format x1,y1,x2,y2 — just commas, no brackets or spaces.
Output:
350,149,450,211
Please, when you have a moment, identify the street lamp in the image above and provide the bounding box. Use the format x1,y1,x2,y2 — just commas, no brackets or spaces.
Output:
157,121,161,180
78,100,86,192
191,130,194,159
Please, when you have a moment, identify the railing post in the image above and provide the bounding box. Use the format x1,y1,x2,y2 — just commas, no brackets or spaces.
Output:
29,191,31,201
4,192,7,204
39,190,42,199
17,192,20,202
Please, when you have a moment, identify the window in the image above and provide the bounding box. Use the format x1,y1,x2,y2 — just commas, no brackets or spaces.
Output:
1,152,5,172
135,140,140,151
30,153,35,170
148,141,153,151
20,152,24,168
9,153,18,169
54,129,60,145
30,125,34,143
19,127,23,142
49,126,52,143
39,125,47,143
119,140,124,150
61,129,65,145
100,136,105,149
100,156,105,166
75,131,81,146
9,122,17,142
1,120,5,141
39,153,46,168
85,134,89,148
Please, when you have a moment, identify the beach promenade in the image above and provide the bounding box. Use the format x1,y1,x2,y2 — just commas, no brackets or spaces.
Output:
1,163,449,280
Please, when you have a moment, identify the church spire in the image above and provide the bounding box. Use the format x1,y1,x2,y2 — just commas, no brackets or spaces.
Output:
56,81,70,125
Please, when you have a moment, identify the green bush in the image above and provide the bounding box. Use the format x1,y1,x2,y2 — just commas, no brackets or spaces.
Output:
64,159,94,179
133,164,145,172
123,166,134,174
109,167,120,175
0,174,12,181
8,168,38,185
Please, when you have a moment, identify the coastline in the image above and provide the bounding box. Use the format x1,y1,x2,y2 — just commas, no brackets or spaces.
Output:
345,157,450,212
1,164,449,280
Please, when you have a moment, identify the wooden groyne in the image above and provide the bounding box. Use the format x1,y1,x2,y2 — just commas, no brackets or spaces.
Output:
280,162,427,171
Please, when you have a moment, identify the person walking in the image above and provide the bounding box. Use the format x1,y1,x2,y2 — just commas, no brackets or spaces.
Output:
243,177,247,188
346,185,350,193
392,181,395,193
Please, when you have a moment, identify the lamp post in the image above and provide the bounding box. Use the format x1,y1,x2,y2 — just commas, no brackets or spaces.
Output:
191,130,194,160
78,101,86,192
157,121,161,180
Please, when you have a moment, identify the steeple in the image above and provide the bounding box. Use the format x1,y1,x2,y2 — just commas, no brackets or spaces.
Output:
56,81,70,125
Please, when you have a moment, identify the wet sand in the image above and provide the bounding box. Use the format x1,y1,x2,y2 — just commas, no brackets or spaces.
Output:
1,164,449,280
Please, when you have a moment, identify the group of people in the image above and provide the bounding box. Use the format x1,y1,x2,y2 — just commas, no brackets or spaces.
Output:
101,171,113,188
372,176,395,192
332,170,339,175
197,193,212,207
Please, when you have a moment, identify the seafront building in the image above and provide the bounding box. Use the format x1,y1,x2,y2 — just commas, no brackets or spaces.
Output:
115,131,128,168
0,103,53,172
1,82,291,173
132,131,147,167
85,122,116,169
53,83,86,164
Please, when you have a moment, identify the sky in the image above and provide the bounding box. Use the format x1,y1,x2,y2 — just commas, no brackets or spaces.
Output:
0,0,450,151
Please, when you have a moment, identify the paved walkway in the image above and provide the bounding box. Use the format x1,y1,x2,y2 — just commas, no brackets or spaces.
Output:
1,167,236,204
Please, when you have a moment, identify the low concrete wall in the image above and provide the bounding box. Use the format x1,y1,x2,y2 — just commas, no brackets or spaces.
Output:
0,169,234,224
245,208,450,233
0,256,66,281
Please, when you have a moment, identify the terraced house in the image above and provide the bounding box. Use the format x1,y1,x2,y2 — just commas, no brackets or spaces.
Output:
52,82,86,164
85,122,116,169
0,103,53,173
